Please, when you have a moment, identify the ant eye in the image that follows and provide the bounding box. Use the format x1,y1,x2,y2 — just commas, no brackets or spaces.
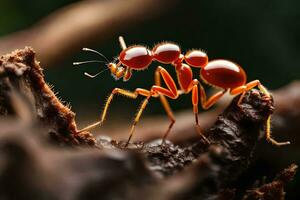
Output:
185,50,208,67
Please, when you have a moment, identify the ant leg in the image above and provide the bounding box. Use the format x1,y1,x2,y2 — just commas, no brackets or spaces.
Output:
126,95,151,147
230,80,265,105
77,87,152,133
230,85,247,105
230,80,271,105
152,66,178,97
159,95,176,143
154,67,176,144
121,66,180,145
198,84,227,110
152,66,179,144
79,65,179,146
126,66,179,146
188,79,210,144
230,80,290,146
265,115,290,146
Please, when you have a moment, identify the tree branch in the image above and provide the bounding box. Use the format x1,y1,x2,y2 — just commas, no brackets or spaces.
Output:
0,0,175,66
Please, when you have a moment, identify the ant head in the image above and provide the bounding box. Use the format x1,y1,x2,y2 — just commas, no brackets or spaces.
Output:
107,45,152,82
112,36,150,82
108,63,132,82
73,48,132,81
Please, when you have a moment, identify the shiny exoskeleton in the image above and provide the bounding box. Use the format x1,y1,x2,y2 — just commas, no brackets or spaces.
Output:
76,36,290,147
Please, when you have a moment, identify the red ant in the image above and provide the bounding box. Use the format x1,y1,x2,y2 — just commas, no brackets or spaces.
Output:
74,36,290,147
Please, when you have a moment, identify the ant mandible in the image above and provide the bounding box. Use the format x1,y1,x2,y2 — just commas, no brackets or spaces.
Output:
74,36,290,147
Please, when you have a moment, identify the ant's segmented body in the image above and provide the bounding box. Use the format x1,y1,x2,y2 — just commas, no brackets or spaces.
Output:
74,36,290,147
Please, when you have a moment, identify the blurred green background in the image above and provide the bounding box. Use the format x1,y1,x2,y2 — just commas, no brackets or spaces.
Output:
1,0,299,123
0,0,299,198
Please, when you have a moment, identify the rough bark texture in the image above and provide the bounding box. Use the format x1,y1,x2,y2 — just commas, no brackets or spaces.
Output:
243,164,298,200
0,47,95,145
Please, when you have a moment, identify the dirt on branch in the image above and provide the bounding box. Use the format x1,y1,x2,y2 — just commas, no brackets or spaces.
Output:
0,48,297,200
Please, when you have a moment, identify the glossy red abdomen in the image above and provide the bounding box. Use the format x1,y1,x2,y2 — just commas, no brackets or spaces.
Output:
153,43,181,64
201,60,246,89
119,46,152,70
185,50,208,67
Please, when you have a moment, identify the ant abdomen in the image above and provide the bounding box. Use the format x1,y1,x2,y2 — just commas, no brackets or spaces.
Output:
119,46,152,70
184,50,208,68
152,43,181,64
201,59,246,89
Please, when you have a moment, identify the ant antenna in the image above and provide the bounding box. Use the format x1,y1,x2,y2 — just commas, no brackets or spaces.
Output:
82,48,109,63
84,68,109,78
73,60,107,66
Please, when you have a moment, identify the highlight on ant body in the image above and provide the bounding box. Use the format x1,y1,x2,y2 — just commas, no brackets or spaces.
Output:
74,36,290,147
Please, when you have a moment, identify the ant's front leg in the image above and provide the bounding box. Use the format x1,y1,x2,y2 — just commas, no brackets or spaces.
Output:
77,87,151,133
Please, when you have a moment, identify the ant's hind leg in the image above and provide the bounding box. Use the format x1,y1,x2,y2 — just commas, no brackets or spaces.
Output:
230,80,290,146
265,116,290,146
230,80,269,106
